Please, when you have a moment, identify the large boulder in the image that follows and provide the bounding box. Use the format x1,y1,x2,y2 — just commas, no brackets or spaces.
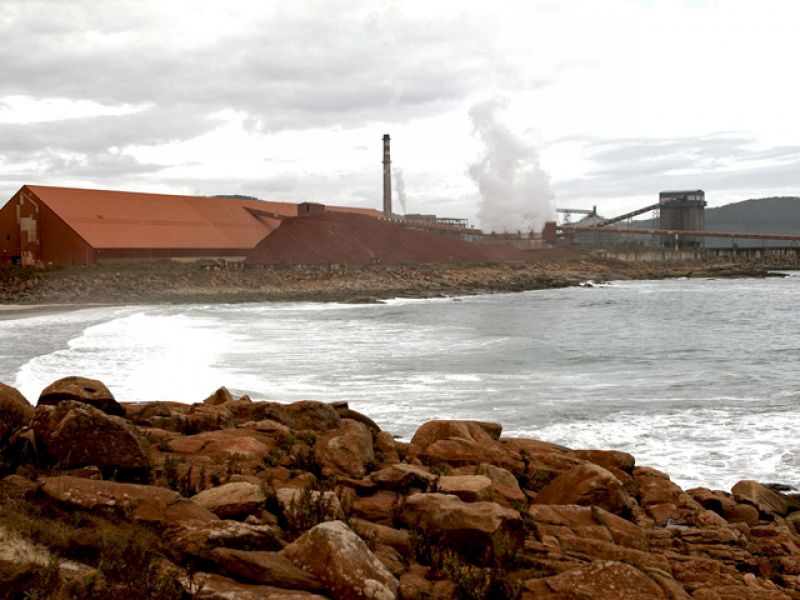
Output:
437,475,493,502
408,420,522,472
634,466,707,526
37,376,123,416
235,400,341,433
351,519,412,557
370,463,436,492
39,475,218,526
203,386,235,406
522,560,672,599
533,463,633,517
314,419,374,478
350,490,401,526
166,518,284,560
400,492,524,564
477,463,527,505
528,504,648,550
32,401,150,479
209,548,323,591
732,480,800,519
518,451,585,492
167,429,273,476
692,587,791,600
192,482,267,519
0,382,33,445
283,520,398,600
179,572,329,600
571,449,636,476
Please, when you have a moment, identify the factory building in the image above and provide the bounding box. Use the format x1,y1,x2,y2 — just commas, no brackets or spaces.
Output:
0,185,379,266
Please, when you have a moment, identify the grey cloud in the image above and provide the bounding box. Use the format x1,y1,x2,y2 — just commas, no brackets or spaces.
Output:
0,1,493,129
555,134,800,201
0,0,501,185
0,106,221,157
554,149,800,203
37,151,164,179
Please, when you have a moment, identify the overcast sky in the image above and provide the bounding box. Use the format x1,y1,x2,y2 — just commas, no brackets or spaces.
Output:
1,0,799,228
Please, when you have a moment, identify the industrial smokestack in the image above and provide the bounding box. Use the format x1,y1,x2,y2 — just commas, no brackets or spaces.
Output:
382,134,392,218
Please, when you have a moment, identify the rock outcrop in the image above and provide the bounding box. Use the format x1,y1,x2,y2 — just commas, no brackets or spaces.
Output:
4,375,800,599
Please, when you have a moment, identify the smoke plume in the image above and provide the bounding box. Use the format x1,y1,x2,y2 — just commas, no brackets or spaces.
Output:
468,98,556,233
394,168,408,214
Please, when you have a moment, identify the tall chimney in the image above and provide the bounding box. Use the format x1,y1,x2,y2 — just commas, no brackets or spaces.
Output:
382,134,392,218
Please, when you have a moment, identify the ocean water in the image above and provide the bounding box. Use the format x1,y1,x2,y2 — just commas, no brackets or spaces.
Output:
2,273,799,492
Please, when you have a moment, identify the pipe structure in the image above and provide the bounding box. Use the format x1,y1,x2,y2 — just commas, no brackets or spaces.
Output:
382,134,391,218
559,225,800,242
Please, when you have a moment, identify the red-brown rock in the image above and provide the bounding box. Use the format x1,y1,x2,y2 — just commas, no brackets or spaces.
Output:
571,449,636,473
520,451,586,492
252,401,342,433
400,492,524,564
168,428,273,475
408,420,522,472
732,480,800,519
180,572,329,600
476,463,526,505
204,386,235,406
282,520,398,600
438,474,493,502
166,518,284,560
314,419,374,478
32,401,151,478
370,464,435,492
39,475,218,525
351,490,401,527
522,560,670,599
192,482,267,519
209,548,323,591
351,519,412,557
373,431,400,466
692,586,791,599
633,466,706,526
533,463,633,517
0,382,33,445
37,376,123,416
529,504,648,550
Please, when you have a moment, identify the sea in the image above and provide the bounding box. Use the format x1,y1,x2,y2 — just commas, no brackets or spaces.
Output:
2,273,799,493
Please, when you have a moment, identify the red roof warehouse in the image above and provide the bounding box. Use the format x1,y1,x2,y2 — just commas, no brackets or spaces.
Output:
0,185,378,266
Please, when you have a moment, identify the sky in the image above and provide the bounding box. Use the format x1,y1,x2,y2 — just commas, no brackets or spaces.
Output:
1,0,799,230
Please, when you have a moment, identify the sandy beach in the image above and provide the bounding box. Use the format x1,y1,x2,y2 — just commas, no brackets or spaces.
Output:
0,304,96,321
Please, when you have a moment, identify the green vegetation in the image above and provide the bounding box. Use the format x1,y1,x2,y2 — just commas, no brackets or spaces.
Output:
410,527,524,600
0,492,187,599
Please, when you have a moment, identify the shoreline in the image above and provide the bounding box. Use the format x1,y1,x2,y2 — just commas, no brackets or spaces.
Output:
1,255,797,307
0,303,102,321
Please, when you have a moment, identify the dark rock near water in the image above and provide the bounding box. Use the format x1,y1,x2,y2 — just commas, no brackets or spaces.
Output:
37,376,124,416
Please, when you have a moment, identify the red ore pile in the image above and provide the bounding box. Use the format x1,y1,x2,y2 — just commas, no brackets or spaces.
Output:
245,212,532,265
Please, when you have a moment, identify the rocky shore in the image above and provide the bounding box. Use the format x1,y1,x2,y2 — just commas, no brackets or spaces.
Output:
0,252,797,306
3,378,800,599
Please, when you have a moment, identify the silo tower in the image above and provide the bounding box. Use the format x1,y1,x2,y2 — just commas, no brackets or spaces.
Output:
659,190,706,248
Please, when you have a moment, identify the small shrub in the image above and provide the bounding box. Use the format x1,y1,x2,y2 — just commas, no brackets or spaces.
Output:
281,482,339,536
410,528,523,600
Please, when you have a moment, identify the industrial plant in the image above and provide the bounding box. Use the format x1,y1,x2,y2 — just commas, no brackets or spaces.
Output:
2,134,800,267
